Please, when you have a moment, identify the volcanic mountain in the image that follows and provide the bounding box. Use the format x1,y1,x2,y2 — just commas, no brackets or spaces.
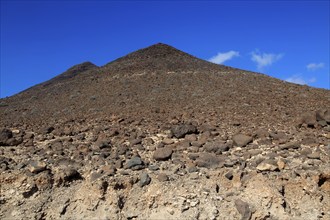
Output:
0,43,329,128
0,43,330,220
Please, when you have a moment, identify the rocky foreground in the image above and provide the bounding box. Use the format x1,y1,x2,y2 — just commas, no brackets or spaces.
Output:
1,110,329,220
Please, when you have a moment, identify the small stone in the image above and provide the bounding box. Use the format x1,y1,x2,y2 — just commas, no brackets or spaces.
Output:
171,124,197,138
255,128,269,138
224,160,238,167
187,165,198,173
90,171,103,182
277,159,286,170
139,172,151,187
181,205,190,212
125,156,144,169
235,199,252,220
153,147,173,161
307,152,320,159
280,142,300,150
130,138,142,146
189,146,199,153
266,152,278,159
195,153,225,168
185,134,197,142
301,148,312,156
233,134,253,147
6,137,23,146
189,199,199,207
177,139,190,150
157,173,169,182
270,131,287,142
40,126,55,134
204,141,229,154
148,164,159,171
301,137,317,145
95,139,111,149
188,153,199,160
100,165,116,176
54,167,82,186
117,145,128,155
225,171,234,180
257,160,278,171
144,137,154,145
258,138,272,145
34,171,53,190
126,211,139,219
0,162,7,171
22,184,38,198
114,160,123,169
318,120,327,127
190,141,203,147
162,138,174,145
27,160,47,174
248,149,262,157
190,173,199,180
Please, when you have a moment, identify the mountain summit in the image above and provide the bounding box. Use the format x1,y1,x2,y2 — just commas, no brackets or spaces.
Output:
105,43,227,73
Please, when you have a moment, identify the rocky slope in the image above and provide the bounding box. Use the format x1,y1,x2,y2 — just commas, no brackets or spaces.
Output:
0,43,329,220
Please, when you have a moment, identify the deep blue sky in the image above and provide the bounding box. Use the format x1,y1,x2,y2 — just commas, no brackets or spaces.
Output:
1,0,329,98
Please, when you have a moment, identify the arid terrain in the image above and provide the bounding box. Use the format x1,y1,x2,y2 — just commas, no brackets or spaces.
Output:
0,43,329,220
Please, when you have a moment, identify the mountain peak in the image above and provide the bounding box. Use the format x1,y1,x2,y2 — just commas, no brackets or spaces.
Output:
105,43,220,72
52,61,98,81
124,42,189,59
141,42,180,52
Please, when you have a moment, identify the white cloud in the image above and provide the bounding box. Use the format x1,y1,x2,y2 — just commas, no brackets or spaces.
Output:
208,51,239,64
306,62,324,71
285,75,306,85
285,74,317,85
251,50,283,70
309,77,317,83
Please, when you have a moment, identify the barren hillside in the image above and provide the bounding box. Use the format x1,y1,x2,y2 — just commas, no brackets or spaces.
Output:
1,43,329,220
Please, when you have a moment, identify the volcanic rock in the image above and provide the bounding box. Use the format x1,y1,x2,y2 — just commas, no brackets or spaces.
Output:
153,147,173,161
0,128,12,145
280,142,300,150
257,160,278,171
157,173,169,182
204,141,230,154
235,199,252,220
27,160,47,174
171,124,197,138
299,112,317,128
22,184,38,198
195,153,225,168
34,170,53,190
125,156,144,170
139,172,151,187
53,167,82,186
233,134,253,147
316,109,330,122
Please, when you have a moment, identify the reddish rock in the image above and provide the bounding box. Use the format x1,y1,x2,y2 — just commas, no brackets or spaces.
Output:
233,134,253,147
153,147,173,161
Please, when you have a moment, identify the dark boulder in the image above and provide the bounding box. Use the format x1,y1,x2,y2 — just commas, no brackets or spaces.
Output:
0,128,12,145
171,124,197,138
